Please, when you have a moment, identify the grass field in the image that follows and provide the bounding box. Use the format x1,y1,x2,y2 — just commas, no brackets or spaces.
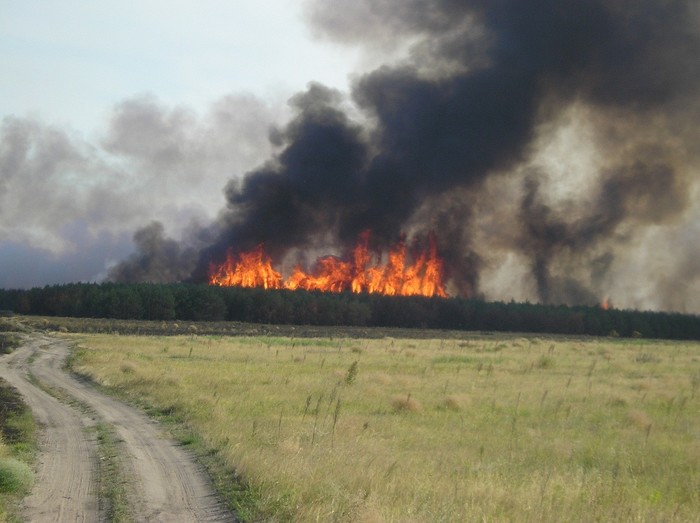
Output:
67,329,700,522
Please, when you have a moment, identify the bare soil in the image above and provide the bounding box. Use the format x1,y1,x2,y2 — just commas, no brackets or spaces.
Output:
0,334,234,522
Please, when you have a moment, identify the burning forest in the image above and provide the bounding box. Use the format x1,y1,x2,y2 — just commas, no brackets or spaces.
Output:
208,231,447,297
106,0,700,314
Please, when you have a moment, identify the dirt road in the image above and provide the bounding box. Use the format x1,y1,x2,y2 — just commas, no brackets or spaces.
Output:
0,334,234,522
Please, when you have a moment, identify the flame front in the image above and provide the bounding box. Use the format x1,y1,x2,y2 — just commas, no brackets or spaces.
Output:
209,244,282,289
209,232,447,298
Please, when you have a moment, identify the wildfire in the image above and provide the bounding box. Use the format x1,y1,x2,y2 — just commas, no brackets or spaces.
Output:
209,231,448,298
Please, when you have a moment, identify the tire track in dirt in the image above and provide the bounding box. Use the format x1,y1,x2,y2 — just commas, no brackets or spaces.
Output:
2,334,235,522
0,337,99,522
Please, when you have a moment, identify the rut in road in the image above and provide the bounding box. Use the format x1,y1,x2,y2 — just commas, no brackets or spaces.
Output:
0,336,99,522
1,334,236,522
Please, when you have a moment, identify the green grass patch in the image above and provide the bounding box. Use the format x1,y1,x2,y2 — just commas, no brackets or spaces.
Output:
0,458,33,494
0,378,37,521
92,423,132,523
431,354,479,365
0,334,21,355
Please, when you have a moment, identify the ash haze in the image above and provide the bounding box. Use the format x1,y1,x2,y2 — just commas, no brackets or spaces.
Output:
2,0,700,315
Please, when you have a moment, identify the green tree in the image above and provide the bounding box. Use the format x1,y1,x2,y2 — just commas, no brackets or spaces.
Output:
138,284,176,320
102,286,144,319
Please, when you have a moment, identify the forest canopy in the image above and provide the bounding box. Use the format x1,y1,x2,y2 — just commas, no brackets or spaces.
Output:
1,283,699,341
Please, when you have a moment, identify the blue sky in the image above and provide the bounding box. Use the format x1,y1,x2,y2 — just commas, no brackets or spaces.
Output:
1,0,357,131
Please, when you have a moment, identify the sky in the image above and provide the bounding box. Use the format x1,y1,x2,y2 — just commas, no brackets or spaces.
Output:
2,0,700,315
1,1,357,130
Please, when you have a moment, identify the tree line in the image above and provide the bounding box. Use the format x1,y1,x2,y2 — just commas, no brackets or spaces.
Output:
1,283,699,340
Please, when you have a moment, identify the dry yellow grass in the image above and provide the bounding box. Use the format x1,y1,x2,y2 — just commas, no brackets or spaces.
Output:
389,393,422,412
68,333,700,522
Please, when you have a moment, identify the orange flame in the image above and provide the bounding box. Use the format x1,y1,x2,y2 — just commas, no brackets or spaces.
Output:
209,232,448,298
600,298,611,310
209,244,282,289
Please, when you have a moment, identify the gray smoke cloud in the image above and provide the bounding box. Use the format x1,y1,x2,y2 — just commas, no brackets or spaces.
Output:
0,93,277,287
107,221,200,284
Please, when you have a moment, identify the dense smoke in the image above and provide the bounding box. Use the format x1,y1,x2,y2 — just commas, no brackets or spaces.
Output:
107,222,201,284
0,94,277,287
114,0,700,312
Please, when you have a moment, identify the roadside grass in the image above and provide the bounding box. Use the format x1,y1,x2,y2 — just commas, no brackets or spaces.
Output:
0,379,37,523
68,333,700,522
0,335,21,356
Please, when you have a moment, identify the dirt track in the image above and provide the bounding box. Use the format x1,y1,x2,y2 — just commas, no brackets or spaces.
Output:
0,334,234,522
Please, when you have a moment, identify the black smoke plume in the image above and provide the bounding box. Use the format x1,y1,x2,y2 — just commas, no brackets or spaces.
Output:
108,222,199,284
118,0,700,310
